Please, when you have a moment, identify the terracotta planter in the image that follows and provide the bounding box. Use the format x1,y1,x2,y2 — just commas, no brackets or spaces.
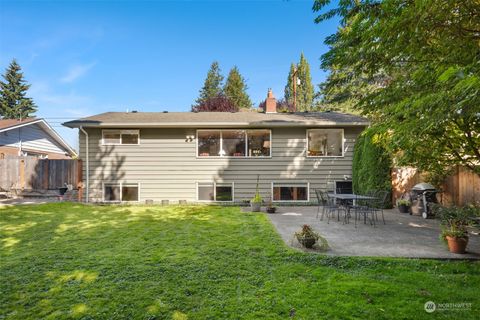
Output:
297,237,316,248
398,204,410,214
446,236,469,254
251,202,261,212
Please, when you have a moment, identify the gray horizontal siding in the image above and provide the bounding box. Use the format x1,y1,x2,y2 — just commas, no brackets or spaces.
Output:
0,124,66,154
79,126,363,202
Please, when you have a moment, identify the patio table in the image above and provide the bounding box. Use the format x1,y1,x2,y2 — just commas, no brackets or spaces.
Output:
327,193,377,201
327,193,378,225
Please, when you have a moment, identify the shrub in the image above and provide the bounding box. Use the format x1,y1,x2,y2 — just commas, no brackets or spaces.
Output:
295,224,319,240
397,199,411,206
433,204,480,241
352,129,393,208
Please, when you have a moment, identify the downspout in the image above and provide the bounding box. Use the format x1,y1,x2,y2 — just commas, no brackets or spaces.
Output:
18,127,22,156
79,126,89,202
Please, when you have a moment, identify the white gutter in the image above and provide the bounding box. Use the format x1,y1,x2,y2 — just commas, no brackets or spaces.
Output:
65,122,370,128
79,126,89,203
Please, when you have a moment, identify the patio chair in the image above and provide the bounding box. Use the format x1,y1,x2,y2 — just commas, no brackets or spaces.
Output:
315,189,330,220
315,189,346,223
327,191,349,224
371,190,389,225
352,192,377,228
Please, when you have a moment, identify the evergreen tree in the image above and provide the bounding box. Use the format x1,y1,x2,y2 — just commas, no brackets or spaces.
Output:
195,61,224,105
284,54,314,111
296,53,314,111
224,66,252,109
0,59,37,119
284,63,295,106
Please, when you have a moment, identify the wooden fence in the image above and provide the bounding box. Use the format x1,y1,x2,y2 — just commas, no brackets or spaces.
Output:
392,166,480,206
0,157,82,192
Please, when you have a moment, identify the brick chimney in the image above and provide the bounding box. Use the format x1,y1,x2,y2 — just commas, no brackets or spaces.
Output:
265,89,277,113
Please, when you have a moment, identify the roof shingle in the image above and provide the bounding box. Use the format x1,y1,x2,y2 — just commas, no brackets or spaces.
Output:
63,111,369,128
0,118,37,130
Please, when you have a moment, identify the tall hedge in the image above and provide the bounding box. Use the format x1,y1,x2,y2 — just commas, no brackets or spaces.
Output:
352,129,393,208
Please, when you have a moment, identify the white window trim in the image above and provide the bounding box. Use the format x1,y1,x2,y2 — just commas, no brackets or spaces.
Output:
196,129,272,159
102,182,141,203
196,181,235,202
306,128,344,158
271,181,310,202
102,129,140,146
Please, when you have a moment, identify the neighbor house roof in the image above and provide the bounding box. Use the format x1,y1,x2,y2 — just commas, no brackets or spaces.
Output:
0,117,38,130
63,111,369,128
0,118,77,157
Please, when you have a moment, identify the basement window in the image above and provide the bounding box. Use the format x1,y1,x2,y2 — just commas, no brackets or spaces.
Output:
102,130,140,145
272,182,309,202
197,182,234,202
104,183,139,202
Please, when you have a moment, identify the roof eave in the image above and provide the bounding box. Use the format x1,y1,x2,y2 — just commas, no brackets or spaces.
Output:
63,121,370,128
0,118,42,133
36,121,78,157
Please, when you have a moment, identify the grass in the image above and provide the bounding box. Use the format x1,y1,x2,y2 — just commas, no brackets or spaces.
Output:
1,203,479,319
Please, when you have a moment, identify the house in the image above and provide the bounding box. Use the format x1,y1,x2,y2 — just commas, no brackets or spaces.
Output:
63,91,369,203
0,118,77,159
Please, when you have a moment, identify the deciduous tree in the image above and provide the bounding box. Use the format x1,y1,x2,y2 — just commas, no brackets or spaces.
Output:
314,0,480,175
191,94,238,112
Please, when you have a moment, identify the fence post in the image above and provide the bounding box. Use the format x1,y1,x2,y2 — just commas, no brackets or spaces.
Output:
43,160,49,190
19,158,25,190
77,160,83,202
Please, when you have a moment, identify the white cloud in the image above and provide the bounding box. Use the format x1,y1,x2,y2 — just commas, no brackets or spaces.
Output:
30,81,90,107
60,62,96,83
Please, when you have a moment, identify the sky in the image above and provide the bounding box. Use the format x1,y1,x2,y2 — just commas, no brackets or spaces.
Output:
0,0,339,150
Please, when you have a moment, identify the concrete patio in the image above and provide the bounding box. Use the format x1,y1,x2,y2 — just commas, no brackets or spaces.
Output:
264,206,480,259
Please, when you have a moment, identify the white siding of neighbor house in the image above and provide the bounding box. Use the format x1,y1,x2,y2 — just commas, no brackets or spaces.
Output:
79,126,364,203
0,123,66,155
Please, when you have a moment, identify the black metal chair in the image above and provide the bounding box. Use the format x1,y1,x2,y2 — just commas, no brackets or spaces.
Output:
327,191,349,224
315,189,331,221
315,189,346,223
371,190,389,225
353,191,377,227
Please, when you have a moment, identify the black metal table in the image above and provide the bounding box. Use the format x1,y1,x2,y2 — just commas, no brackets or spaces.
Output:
327,193,377,202
327,193,378,225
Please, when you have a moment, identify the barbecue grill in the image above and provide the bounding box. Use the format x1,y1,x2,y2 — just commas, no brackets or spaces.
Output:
410,183,439,219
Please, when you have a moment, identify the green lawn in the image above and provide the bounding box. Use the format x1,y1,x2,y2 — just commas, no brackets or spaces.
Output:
1,203,479,319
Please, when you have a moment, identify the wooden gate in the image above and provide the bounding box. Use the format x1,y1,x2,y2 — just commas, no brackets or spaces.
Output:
0,157,82,191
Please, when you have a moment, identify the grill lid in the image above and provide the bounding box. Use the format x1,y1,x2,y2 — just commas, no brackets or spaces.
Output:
412,182,436,191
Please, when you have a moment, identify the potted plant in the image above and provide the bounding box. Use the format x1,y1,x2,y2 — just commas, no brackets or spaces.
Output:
434,204,478,254
266,199,276,214
250,175,262,212
397,199,411,214
295,224,319,248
